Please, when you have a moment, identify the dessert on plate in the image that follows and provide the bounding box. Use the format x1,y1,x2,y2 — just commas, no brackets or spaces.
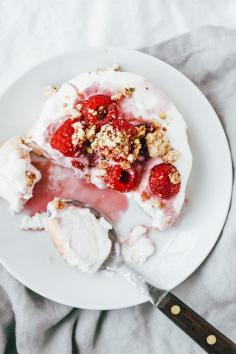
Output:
30,66,192,230
0,65,192,272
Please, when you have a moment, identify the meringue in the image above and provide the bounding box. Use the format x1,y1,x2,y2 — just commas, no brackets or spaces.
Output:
0,136,41,212
121,225,155,264
30,67,192,230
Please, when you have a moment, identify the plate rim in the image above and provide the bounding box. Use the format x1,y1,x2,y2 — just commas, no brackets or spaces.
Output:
0,47,233,309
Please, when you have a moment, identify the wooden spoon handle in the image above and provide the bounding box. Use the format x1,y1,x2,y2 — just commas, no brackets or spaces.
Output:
157,292,236,354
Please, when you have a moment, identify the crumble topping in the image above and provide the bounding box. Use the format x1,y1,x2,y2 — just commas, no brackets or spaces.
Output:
141,191,150,201
146,128,170,158
152,200,166,209
124,87,135,96
136,125,146,138
53,198,65,209
91,124,129,159
169,171,181,184
163,149,180,163
96,64,120,74
98,159,109,169
64,103,179,171
44,85,60,97
70,108,82,119
111,93,123,101
75,103,83,111
107,64,120,71
85,125,96,141
71,122,85,146
129,138,141,161
159,112,167,119
111,87,135,101
25,171,37,187
87,108,98,116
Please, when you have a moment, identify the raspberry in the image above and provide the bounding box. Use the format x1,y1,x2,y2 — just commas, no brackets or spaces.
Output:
50,118,84,157
104,165,139,192
111,118,137,137
81,95,119,126
71,160,85,170
149,163,181,199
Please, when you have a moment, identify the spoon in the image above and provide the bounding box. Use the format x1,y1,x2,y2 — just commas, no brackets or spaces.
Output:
64,199,236,354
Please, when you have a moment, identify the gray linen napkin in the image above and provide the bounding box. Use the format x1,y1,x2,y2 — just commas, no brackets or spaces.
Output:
0,26,236,354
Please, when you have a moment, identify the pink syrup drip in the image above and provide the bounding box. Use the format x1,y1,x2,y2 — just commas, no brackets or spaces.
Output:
83,83,100,98
24,157,128,223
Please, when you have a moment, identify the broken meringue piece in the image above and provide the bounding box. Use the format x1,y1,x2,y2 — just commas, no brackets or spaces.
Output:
20,212,47,231
121,225,155,264
0,137,41,212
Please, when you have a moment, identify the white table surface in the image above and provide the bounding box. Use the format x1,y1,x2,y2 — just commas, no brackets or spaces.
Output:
0,0,235,94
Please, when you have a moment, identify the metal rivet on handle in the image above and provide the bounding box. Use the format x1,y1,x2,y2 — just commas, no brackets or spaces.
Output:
207,335,217,345
171,305,181,315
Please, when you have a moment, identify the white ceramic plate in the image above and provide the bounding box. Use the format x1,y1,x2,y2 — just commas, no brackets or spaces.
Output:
0,48,232,309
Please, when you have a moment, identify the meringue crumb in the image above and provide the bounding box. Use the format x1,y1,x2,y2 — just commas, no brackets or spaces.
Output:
54,199,65,209
96,64,120,74
151,120,161,129
169,171,181,184
70,108,82,119
75,103,82,111
124,87,135,96
159,112,167,119
71,122,85,146
141,191,150,201
152,200,166,209
25,171,36,187
107,64,120,71
43,85,60,97
136,125,146,138
111,92,123,100
163,149,180,163
85,125,96,141
146,129,170,158
111,87,135,100
88,108,97,116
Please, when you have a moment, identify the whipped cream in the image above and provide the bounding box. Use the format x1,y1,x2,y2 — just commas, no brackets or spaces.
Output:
29,68,192,230
0,137,41,212
47,199,112,273
121,225,155,263
30,81,87,174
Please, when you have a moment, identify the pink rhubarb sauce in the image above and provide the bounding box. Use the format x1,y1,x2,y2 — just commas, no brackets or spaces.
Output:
24,156,128,223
